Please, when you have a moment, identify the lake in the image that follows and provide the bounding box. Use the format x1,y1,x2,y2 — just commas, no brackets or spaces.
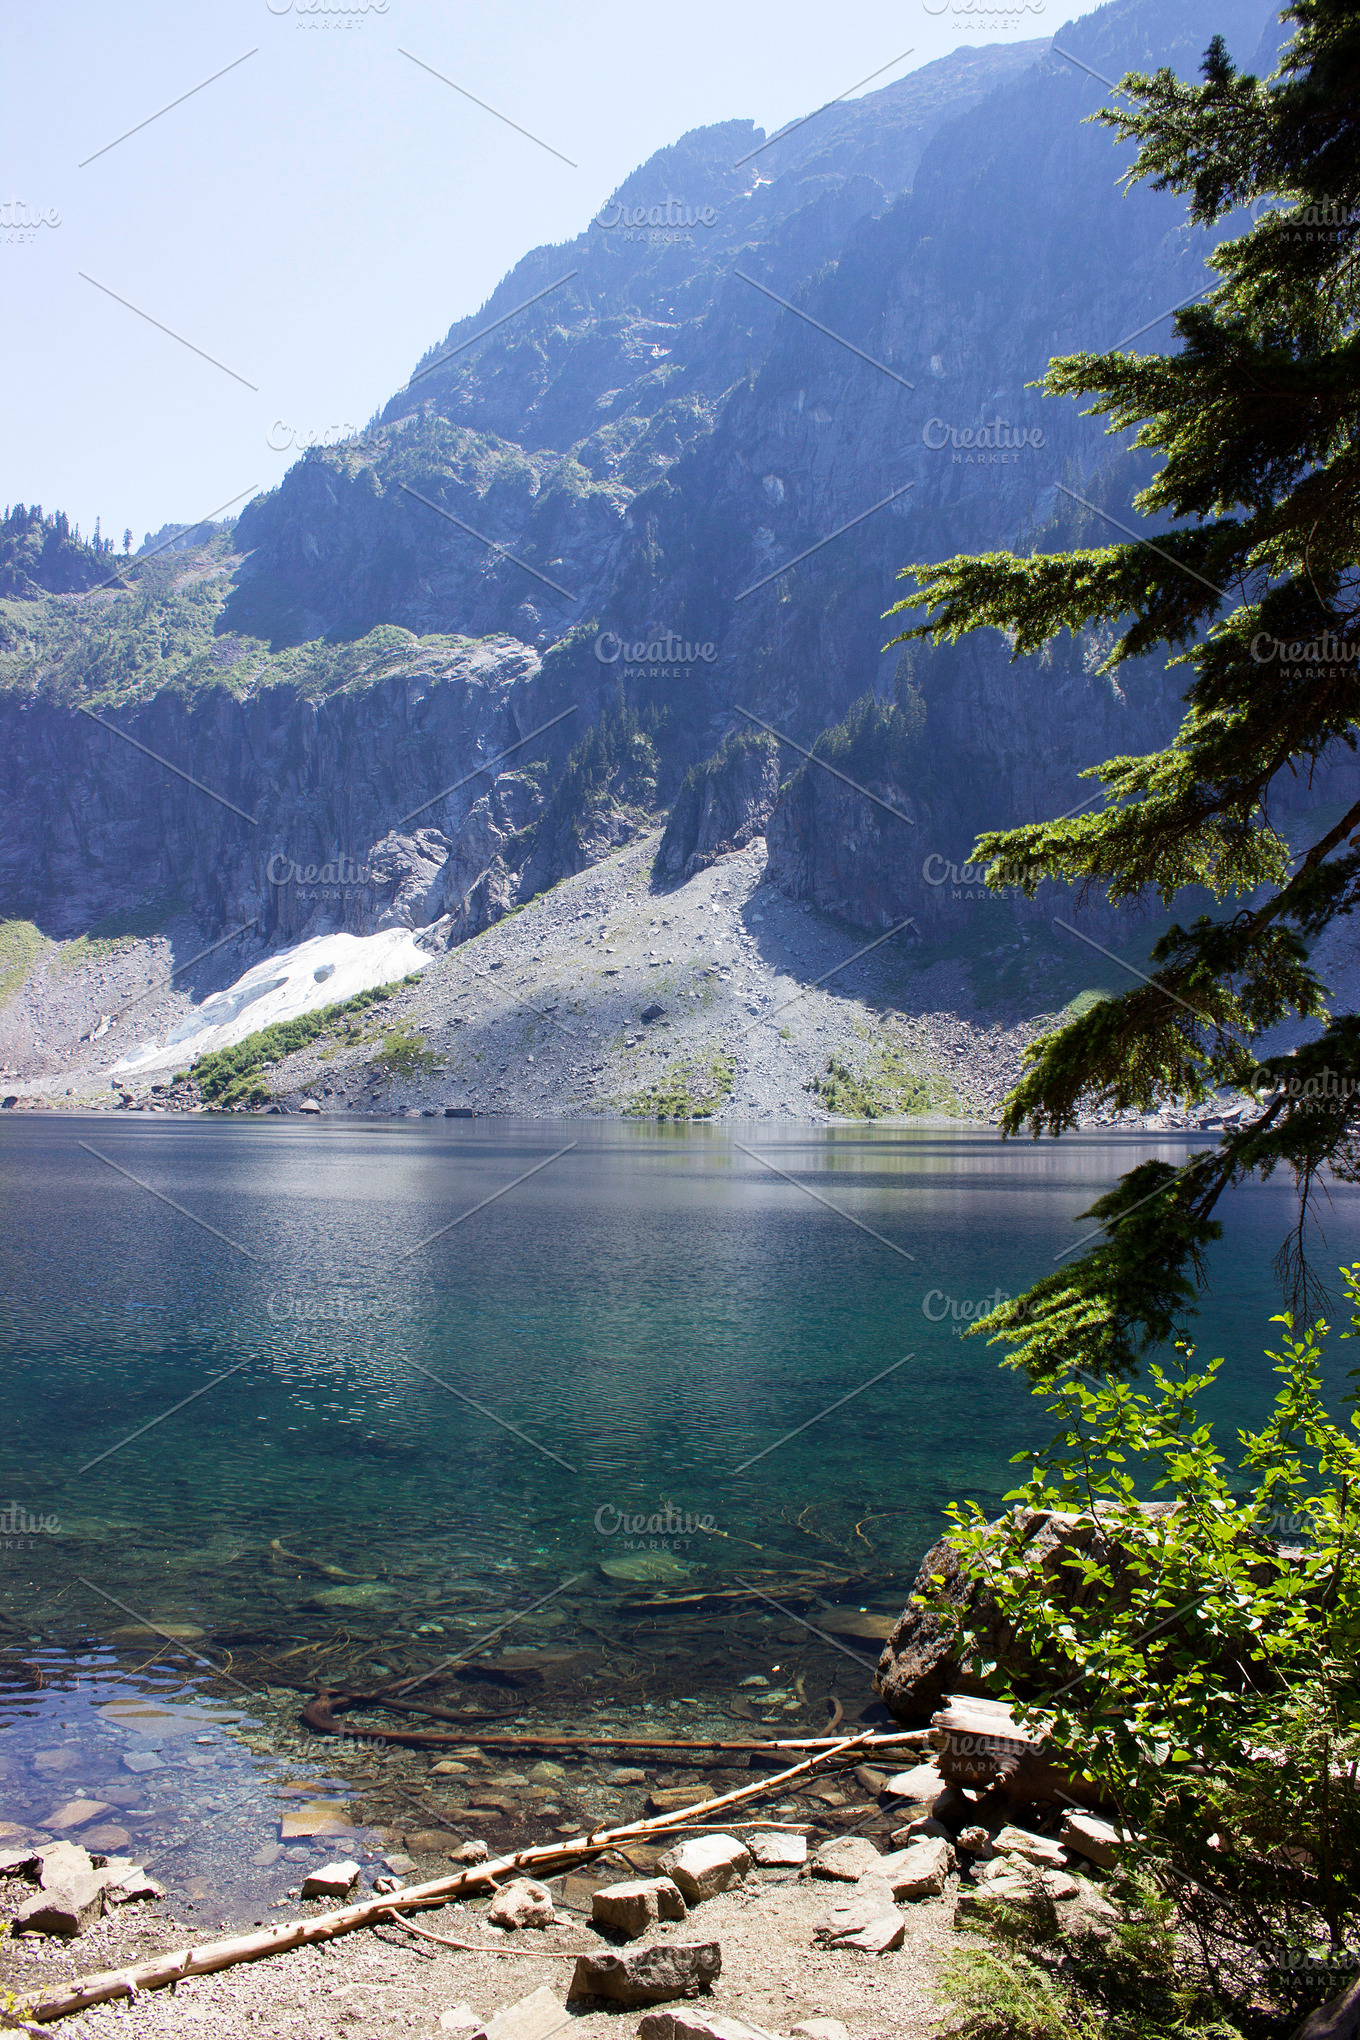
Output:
1,1116,1354,1919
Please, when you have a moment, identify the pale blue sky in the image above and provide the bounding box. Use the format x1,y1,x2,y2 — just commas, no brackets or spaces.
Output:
3,0,1088,541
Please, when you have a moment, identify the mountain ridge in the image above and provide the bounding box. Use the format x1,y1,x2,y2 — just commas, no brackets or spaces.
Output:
5,0,1335,1115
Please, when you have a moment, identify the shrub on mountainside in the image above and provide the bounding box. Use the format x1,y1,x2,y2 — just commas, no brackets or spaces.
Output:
190,979,417,1105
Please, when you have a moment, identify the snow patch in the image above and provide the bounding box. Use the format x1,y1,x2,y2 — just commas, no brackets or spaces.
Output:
112,930,432,1074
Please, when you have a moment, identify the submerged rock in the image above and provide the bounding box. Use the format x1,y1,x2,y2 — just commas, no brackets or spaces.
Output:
44,1799,112,1832
309,1583,397,1610
647,1785,716,1814
301,1859,360,1900
599,1550,693,1583
280,1798,353,1839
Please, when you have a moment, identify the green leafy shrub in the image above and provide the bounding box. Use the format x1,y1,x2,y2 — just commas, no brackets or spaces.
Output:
0,919,46,1007
934,1275,1360,2036
191,982,403,1104
624,1052,734,1120
368,1023,440,1077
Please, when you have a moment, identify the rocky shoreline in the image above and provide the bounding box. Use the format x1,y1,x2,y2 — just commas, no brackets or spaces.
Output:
1,1713,1125,2040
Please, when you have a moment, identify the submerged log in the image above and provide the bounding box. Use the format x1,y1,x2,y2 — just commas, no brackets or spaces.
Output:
267,1538,360,1581
302,1686,932,1756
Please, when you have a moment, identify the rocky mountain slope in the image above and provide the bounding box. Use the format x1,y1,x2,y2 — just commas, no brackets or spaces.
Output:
3,0,1333,1114
6,824,1264,1132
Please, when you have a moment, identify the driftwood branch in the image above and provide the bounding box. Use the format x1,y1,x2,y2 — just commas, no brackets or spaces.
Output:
20,1728,913,2023
378,1911,590,1959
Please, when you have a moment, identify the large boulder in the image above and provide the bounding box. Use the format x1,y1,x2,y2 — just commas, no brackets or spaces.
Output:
873,1532,991,1723
570,1940,722,2007
875,1506,1182,1723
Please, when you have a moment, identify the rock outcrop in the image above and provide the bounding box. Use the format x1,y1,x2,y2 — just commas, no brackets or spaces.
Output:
875,1506,1185,1724
656,731,780,881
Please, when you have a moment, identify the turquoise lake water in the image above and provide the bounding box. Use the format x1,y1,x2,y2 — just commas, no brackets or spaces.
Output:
0,1117,1355,1917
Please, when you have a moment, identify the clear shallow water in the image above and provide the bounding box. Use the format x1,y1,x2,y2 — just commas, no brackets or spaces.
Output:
1,1117,1356,1915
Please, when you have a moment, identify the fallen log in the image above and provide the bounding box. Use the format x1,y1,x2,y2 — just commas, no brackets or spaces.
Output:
18,1727,907,2022
302,1686,933,1756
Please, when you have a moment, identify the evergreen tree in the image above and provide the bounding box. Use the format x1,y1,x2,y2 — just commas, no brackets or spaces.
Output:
889,0,1360,1381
